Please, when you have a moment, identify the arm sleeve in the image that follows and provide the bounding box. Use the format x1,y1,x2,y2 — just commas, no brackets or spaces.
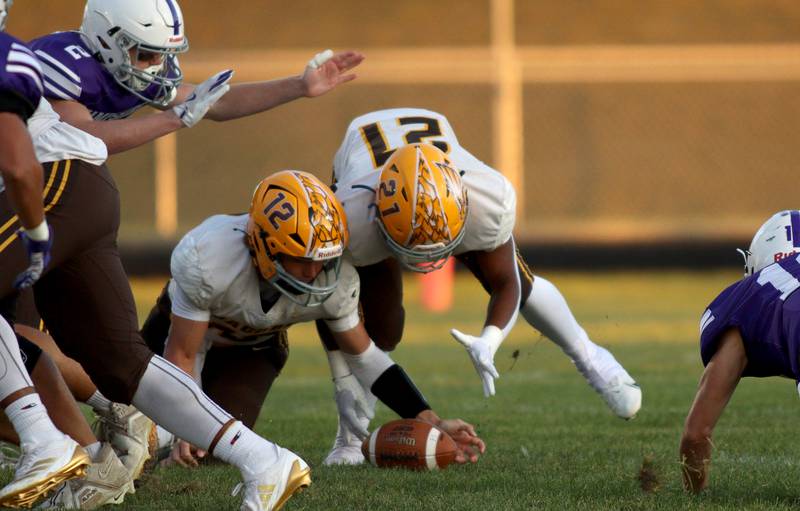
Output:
169,233,215,320
322,262,361,332
168,280,211,322
0,89,36,121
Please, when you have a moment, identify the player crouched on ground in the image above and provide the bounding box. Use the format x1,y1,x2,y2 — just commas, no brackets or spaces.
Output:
139,171,485,468
681,210,800,492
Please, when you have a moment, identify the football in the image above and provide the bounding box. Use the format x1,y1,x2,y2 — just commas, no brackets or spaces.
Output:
361,419,458,470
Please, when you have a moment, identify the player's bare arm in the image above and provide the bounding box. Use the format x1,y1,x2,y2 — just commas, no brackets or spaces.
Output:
451,239,521,397
0,112,44,228
333,323,485,463
179,50,364,122
49,99,182,155
356,258,405,350
680,327,746,493
162,314,211,467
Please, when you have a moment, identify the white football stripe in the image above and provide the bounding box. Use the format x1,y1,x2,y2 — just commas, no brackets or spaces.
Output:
34,50,81,84
10,42,35,58
39,61,81,97
43,79,71,100
368,427,379,467
425,427,440,470
6,64,43,94
8,50,42,73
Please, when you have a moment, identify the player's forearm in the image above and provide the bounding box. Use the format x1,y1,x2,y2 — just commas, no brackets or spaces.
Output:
485,279,520,337
204,77,305,121
0,115,45,228
69,111,183,155
162,344,199,380
3,163,44,229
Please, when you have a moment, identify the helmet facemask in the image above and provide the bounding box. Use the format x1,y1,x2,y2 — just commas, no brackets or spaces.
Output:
113,31,186,105
272,255,343,307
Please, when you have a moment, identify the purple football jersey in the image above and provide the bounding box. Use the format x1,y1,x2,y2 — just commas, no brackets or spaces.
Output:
29,31,176,120
0,32,43,120
700,254,800,379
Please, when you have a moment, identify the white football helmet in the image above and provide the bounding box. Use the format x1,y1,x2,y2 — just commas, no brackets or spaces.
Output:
80,0,189,106
0,0,12,31
738,210,800,276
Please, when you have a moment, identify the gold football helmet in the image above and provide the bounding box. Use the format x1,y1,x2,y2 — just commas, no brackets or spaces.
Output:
375,143,468,272
247,170,348,306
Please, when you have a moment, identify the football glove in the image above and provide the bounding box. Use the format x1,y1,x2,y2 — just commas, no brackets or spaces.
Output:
13,223,52,289
333,372,373,440
451,326,503,397
173,69,234,128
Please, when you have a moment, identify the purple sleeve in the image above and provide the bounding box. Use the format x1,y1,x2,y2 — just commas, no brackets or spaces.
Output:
0,33,43,120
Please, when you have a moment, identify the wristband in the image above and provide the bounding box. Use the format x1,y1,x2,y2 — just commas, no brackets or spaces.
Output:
24,220,49,242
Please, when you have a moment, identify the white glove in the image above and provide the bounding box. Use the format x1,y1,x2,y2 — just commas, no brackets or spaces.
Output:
451,325,503,397
172,69,234,128
333,373,373,439
307,49,334,69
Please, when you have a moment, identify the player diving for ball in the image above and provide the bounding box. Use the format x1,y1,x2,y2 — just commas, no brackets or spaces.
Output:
319,108,642,465
680,210,800,492
137,170,485,468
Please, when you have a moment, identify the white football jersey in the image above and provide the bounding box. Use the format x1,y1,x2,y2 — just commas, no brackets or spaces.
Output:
168,214,361,348
333,108,516,267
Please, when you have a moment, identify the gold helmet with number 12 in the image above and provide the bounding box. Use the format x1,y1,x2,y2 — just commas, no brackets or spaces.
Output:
246,170,348,306
375,143,468,273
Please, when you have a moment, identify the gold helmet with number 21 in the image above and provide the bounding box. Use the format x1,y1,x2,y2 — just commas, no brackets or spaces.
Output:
376,143,468,273
247,170,348,306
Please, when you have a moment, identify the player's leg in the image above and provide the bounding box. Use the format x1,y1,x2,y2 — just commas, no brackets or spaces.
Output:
0,317,88,508
36,242,308,510
514,249,641,419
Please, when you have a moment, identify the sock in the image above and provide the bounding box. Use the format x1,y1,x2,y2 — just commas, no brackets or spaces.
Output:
213,421,280,480
520,276,597,367
86,390,113,413
5,393,63,447
132,356,233,450
156,425,175,451
84,441,102,461
0,317,33,402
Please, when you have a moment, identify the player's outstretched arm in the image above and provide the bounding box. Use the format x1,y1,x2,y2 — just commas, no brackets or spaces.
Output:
195,50,364,122
334,323,485,463
680,328,746,493
451,239,521,397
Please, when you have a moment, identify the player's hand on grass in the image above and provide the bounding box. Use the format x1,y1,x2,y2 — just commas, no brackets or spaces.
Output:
333,372,373,439
302,49,364,97
13,223,52,289
173,70,234,127
168,439,207,468
450,326,503,397
436,418,485,464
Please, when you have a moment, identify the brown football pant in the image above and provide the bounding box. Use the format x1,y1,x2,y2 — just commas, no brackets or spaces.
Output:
0,160,153,403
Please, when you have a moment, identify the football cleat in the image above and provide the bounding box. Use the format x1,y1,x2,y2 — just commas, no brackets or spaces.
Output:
0,436,89,508
0,441,21,470
233,448,311,511
92,404,155,485
577,346,642,420
37,443,133,509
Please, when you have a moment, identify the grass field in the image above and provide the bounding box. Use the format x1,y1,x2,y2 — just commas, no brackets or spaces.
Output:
19,270,800,510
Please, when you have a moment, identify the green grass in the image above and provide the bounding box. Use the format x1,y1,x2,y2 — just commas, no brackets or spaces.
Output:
24,271,800,509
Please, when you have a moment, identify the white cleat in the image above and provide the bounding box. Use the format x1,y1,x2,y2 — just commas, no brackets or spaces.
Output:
37,443,133,509
0,436,90,509
322,428,364,466
92,404,155,484
578,346,642,420
234,448,311,511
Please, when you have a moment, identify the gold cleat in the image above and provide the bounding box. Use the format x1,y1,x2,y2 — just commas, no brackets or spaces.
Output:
0,440,90,509
273,461,311,511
